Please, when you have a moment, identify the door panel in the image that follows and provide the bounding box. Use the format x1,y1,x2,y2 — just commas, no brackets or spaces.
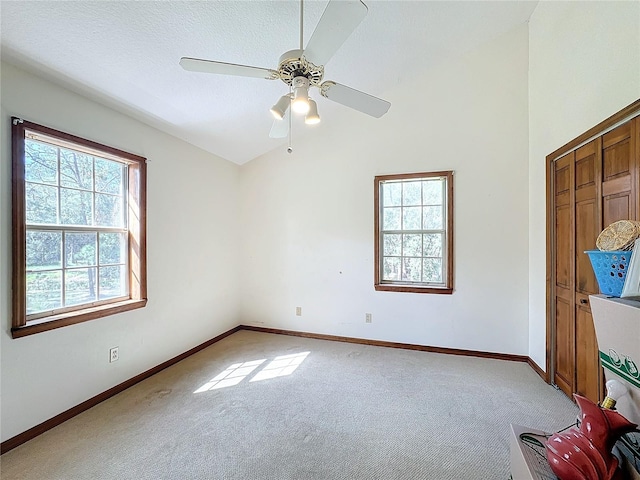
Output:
575,149,595,188
575,142,600,296
604,193,632,225
603,121,630,148
603,141,630,179
556,163,570,194
603,123,635,223
555,296,574,397
576,200,599,293
556,206,571,288
576,305,600,401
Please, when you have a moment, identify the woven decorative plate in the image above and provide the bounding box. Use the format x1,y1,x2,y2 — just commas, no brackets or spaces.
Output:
596,220,640,251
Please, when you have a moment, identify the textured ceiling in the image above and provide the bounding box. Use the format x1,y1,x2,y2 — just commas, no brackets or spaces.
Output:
1,1,537,165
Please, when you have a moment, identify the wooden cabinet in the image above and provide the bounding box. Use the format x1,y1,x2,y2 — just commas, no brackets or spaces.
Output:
547,105,640,404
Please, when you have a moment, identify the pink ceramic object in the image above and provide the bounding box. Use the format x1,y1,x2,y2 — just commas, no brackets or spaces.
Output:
545,395,637,480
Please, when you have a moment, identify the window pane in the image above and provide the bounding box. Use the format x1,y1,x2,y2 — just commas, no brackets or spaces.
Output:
60,149,93,190
60,188,93,225
27,231,62,270
423,179,443,205
26,183,58,224
66,232,97,267
423,205,443,230
26,271,62,314
382,257,400,281
402,181,421,206
25,140,57,185
382,182,401,207
402,257,422,282
99,232,126,265
402,206,421,230
383,207,401,230
95,158,124,195
383,233,401,256
402,234,422,257
423,233,443,257
99,265,126,300
65,268,98,306
423,258,443,283
96,193,124,227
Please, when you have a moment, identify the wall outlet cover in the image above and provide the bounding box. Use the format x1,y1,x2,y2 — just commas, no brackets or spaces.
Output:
109,347,119,363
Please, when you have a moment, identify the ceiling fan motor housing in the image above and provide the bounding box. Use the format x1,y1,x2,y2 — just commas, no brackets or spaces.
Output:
277,49,324,87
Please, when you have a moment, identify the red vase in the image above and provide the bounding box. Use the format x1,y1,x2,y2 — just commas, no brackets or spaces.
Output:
545,395,637,480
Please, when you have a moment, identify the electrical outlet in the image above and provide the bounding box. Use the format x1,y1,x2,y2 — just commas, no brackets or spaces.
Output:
109,347,119,363
296,307,302,316
365,313,372,323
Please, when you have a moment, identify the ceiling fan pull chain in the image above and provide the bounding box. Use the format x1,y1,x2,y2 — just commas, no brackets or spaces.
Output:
288,86,294,154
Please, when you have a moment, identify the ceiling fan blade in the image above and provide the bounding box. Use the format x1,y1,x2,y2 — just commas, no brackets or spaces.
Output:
269,110,290,138
303,0,368,66
320,81,390,118
180,57,277,79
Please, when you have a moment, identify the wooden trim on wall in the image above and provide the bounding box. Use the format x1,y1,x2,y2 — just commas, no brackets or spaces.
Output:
11,118,27,332
0,326,242,455
545,147,554,381
547,99,640,162
528,357,548,383
11,299,147,338
241,325,529,363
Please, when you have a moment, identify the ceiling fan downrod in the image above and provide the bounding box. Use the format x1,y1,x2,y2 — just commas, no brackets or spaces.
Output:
299,0,304,51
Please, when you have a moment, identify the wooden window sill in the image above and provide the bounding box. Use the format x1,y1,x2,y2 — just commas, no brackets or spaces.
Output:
12,299,147,338
375,284,453,294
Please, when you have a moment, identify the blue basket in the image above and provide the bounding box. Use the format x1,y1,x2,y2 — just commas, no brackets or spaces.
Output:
585,250,632,297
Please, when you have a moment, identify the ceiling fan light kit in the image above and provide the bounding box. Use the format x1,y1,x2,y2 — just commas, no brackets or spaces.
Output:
305,100,321,125
270,94,291,120
291,76,311,114
180,0,390,144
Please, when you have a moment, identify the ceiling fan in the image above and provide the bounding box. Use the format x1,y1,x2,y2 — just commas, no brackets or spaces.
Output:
179,0,391,140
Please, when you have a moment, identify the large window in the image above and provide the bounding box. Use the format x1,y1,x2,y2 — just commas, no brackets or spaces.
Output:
374,171,453,294
11,118,147,337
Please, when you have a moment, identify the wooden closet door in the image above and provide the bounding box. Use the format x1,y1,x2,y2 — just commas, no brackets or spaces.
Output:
553,142,602,403
548,104,640,406
574,141,602,402
553,152,574,398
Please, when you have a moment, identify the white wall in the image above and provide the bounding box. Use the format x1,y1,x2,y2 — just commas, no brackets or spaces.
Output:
239,25,530,355
0,62,241,442
528,1,640,369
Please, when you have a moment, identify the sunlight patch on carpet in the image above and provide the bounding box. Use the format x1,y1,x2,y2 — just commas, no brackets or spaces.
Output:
250,352,310,382
194,359,266,392
194,351,310,393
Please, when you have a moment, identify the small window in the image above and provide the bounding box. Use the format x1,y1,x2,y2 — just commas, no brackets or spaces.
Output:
374,171,453,294
11,118,147,337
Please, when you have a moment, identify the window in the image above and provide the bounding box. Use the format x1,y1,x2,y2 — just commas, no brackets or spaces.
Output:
11,118,147,337
374,171,453,294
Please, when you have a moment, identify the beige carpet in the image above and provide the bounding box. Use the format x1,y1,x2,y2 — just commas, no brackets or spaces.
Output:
1,330,577,479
